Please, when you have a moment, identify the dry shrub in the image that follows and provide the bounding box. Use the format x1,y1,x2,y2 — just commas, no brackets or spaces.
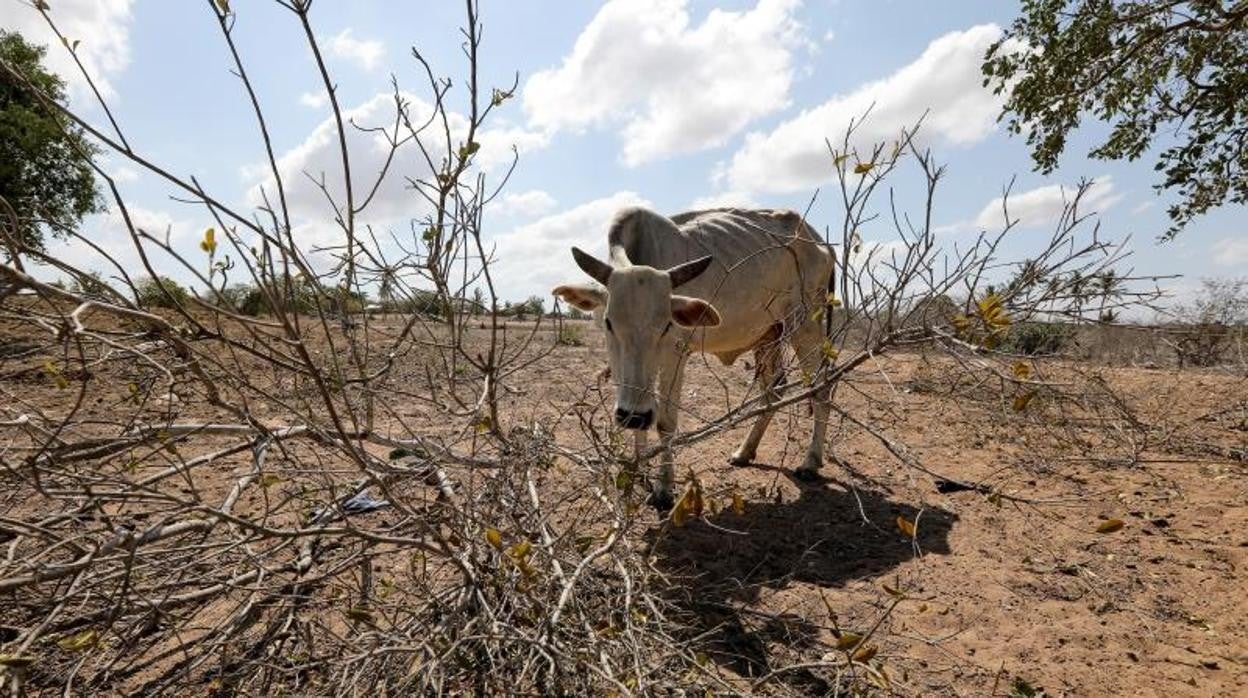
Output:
0,3,1173,695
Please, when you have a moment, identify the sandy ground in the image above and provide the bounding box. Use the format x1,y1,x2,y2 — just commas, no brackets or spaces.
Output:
516,322,1248,696
2,313,1246,696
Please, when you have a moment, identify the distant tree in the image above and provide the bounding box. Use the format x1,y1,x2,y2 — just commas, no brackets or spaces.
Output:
522,295,545,317
984,1,1248,240
135,275,190,310
0,30,102,253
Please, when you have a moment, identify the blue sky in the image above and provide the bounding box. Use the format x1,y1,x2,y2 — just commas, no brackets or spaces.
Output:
3,0,1244,307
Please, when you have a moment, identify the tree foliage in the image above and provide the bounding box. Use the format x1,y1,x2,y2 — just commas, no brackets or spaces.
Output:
0,30,101,252
984,0,1248,239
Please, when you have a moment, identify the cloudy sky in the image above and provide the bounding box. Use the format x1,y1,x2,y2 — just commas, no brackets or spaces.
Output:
3,0,1244,305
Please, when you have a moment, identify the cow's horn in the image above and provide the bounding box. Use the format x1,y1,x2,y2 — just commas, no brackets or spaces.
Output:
667,255,713,289
571,247,613,285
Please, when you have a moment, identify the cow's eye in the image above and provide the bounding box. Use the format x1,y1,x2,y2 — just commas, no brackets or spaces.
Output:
660,321,672,337
604,318,613,334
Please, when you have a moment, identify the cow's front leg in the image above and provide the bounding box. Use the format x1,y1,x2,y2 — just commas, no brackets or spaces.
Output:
648,350,687,512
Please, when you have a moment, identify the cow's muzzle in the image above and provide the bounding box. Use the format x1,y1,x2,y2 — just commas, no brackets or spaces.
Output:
614,407,654,430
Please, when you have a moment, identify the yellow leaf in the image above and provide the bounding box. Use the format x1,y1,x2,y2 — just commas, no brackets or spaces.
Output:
214,0,230,13
882,583,905,599
821,339,840,362
43,360,69,389
259,473,281,488
1012,390,1036,412
852,645,878,663
670,478,704,528
1012,361,1032,380
895,516,916,538
834,153,849,167
485,527,503,549
951,313,970,337
0,654,36,668
976,293,1011,330
731,490,745,515
825,292,842,307
853,162,875,174
835,632,863,650
473,414,492,434
508,540,532,560
671,499,690,528
56,629,98,652
1096,518,1125,534
199,227,217,254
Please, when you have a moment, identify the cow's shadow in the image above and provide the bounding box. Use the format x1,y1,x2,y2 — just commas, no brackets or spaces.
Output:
646,466,957,690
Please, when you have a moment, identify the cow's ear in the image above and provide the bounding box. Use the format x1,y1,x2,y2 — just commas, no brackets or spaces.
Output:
553,283,607,311
670,295,721,328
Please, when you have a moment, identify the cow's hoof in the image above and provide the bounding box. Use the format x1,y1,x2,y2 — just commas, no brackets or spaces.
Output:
794,466,822,482
728,451,754,467
647,490,675,513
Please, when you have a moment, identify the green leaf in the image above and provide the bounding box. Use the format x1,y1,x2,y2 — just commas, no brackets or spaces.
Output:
56,629,98,652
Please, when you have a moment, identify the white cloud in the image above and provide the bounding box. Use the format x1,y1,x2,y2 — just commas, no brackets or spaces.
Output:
726,24,1008,194
474,124,551,173
298,90,328,109
489,192,651,299
974,175,1121,230
1130,200,1155,215
847,238,909,269
248,91,547,262
110,166,139,183
523,0,805,167
40,205,203,288
1,0,134,101
1212,237,1248,268
496,190,558,218
688,190,758,210
822,29,835,43
326,28,384,72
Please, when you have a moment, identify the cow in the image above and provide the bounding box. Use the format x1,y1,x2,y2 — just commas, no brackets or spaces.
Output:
553,206,836,510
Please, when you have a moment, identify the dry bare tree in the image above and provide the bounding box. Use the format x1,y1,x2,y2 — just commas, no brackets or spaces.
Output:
0,2,1169,695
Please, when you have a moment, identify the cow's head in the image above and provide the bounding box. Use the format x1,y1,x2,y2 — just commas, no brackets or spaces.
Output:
554,247,720,430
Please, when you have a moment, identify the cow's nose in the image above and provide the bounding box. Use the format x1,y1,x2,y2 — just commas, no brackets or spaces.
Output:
614,408,654,430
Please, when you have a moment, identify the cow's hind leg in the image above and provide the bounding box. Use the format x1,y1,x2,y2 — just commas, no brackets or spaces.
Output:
728,333,784,466
788,322,833,480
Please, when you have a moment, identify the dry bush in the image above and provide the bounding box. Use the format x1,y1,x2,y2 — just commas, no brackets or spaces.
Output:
0,3,1175,696
1163,278,1248,369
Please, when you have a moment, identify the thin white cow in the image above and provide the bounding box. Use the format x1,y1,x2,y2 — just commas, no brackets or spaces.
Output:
553,207,836,510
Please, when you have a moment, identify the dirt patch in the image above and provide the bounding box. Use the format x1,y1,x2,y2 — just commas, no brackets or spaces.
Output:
2,312,1245,695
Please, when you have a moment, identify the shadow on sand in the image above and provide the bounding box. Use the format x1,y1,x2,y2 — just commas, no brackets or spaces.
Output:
647,465,958,690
